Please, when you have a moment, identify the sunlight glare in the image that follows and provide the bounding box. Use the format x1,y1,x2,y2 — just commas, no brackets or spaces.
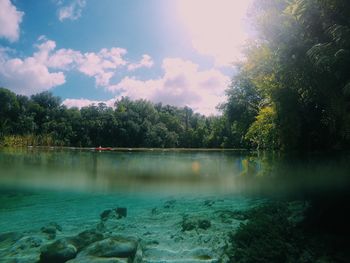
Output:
177,0,253,66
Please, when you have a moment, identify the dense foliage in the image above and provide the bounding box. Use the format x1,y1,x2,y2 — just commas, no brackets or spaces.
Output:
0,87,232,148
222,0,350,150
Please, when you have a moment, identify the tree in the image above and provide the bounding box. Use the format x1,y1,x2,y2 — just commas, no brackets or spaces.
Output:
0,88,19,136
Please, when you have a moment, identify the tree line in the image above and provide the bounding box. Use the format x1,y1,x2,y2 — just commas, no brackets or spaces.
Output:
0,87,234,148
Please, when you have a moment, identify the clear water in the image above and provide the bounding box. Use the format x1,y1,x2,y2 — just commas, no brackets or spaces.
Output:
1,148,350,262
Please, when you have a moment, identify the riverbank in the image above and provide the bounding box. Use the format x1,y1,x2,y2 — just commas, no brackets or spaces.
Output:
0,144,248,152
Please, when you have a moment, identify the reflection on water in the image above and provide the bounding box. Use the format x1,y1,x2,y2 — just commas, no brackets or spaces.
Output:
0,148,350,195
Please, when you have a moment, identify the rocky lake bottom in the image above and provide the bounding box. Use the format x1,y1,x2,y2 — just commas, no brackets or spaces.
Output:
0,190,266,262
1,189,350,263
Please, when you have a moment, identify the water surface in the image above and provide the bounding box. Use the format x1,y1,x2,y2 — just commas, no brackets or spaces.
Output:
1,148,349,195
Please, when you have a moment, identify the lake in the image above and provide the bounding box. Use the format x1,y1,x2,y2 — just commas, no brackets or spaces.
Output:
1,148,350,262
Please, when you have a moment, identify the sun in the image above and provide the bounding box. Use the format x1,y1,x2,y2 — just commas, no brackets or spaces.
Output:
176,0,253,66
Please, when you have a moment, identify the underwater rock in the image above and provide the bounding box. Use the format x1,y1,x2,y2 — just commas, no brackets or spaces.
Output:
100,210,112,221
41,226,56,239
69,229,104,251
98,208,128,232
198,219,211,230
12,236,43,251
181,216,211,231
77,237,138,260
181,217,197,231
40,238,77,263
2,254,41,263
163,200,176,209
150,207,158,216
100,208,127,221
0,236,43,263
96,222,105,232
115,207,127,218
41,222,62,239
0,232,23,247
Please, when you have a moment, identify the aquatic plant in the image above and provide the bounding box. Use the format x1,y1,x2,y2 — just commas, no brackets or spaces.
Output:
227,201,350,263
228,203,301,263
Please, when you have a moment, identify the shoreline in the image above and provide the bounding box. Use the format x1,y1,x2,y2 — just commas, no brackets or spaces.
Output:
2,145,251,153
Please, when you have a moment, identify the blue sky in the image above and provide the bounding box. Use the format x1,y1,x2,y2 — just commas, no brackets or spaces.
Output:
0,0,252,115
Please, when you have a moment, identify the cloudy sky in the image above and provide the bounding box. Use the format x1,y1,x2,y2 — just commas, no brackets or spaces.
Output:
0,0,252,115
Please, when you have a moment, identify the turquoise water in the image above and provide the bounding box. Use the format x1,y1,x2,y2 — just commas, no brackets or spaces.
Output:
1,148,350,262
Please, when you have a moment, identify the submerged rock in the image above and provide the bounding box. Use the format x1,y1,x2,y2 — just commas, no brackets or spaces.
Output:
163,200,176,209
69,229,104,251
12,236,43,251
100,210,113,221
198,219,211,230
100,208,127,221
150,207,158,216
69,237,138,262
181,217,197,231
83,237,138,258
115,208,127,218
0,232,23,247
181,216,211,231
40,238,77,263
41,222,62,239
0,234,43,263
38,229,106,263
98,208,128,232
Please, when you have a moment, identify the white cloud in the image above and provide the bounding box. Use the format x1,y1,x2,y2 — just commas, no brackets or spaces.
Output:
0,56,65,95
108,58,230,115
58,0,86,21
128,54,154,71
77,48,127,86
0,38,67,95
177,0,253,66
46,48,83,69
0,0,24,42
0,37,147,95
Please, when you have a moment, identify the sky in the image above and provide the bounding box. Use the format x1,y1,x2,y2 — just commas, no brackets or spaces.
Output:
0,0,253,115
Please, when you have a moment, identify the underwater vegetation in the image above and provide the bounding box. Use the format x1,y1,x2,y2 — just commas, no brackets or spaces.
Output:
227,199,350,263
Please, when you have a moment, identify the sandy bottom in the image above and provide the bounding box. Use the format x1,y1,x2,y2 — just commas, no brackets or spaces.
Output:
0,189,265,262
